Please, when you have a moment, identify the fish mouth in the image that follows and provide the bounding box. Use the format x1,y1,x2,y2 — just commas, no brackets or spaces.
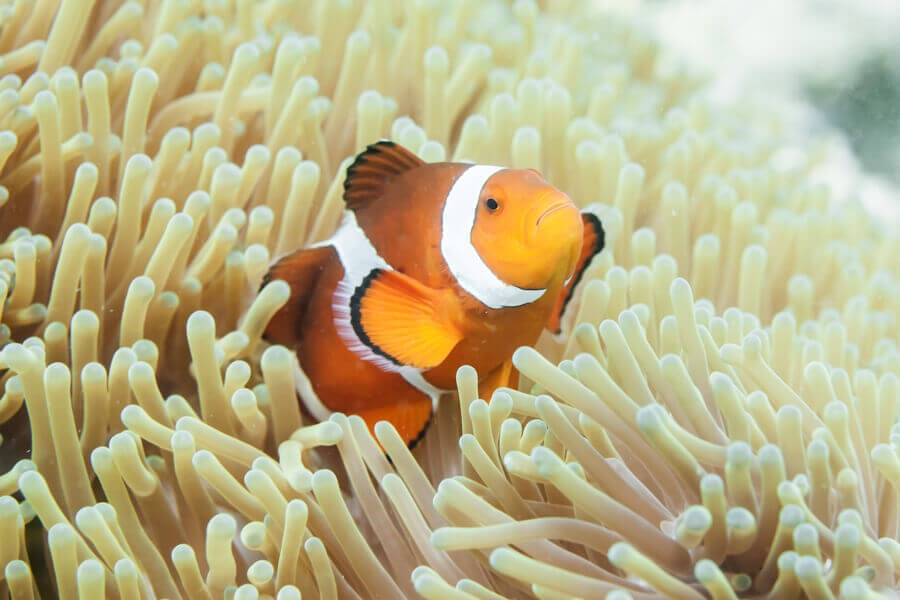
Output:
535,200,573,228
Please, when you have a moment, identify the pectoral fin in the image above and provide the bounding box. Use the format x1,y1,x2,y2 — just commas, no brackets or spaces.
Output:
547,211,605,334
351,269,464,370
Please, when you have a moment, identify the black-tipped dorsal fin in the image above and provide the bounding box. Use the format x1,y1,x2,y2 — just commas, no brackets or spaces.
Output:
343,141,425,211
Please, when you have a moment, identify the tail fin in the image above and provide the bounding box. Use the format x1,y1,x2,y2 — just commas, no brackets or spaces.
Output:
261,245,334,346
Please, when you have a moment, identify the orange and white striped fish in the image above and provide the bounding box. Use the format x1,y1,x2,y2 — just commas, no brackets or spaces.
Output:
263,141,604,447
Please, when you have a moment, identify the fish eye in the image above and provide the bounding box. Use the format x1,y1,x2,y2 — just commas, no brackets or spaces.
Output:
485,197,499,212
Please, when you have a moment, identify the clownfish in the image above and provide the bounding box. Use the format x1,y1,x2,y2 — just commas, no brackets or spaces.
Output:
263,141,604,447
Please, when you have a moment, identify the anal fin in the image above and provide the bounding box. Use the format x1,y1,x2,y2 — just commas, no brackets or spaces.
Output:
356,397,433,450
479,360,514,402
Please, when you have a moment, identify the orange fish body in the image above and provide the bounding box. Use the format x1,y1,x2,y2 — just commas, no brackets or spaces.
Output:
263,142,604,446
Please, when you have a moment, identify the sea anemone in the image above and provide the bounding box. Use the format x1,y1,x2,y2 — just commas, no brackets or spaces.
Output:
0,0,898,598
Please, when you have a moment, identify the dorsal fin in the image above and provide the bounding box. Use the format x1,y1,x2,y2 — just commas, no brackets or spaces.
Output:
343,141,425,211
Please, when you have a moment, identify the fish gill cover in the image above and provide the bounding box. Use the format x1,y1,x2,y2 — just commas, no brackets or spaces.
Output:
0,0,898,599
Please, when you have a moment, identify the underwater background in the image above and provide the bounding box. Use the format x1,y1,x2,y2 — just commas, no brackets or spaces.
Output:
0,0,899,598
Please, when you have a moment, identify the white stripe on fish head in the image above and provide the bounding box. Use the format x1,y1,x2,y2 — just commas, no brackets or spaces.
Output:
440,165,547,310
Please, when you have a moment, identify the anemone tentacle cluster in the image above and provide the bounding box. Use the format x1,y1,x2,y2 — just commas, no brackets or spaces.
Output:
0,0,898,599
